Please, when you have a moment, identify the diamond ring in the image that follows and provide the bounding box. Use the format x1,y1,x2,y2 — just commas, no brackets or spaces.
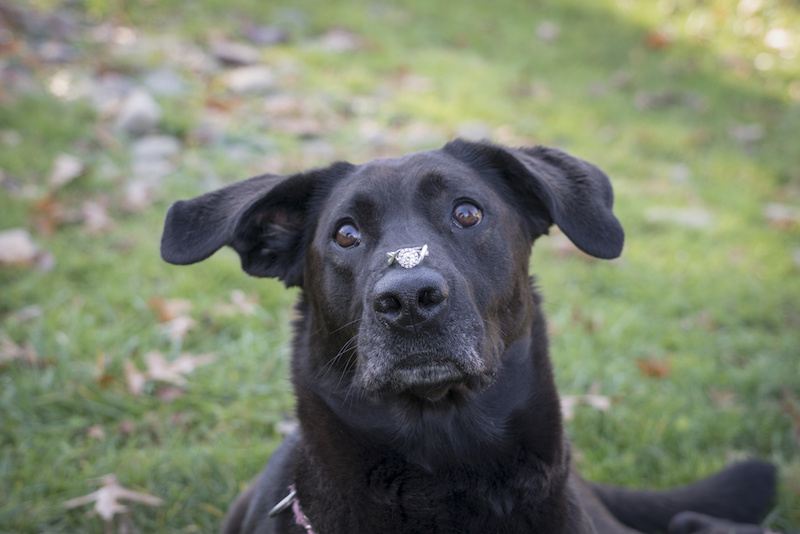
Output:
386,245,429,269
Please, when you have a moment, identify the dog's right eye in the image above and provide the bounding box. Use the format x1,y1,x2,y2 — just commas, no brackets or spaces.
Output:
335,222,361,248
452,202,483,228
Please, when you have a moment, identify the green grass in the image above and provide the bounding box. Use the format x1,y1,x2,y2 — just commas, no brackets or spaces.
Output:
2,0,799,531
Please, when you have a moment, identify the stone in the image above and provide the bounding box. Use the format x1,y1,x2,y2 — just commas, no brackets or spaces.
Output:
210,40,261,65
114,89,161,136
223,66,276,94
143,68,186,97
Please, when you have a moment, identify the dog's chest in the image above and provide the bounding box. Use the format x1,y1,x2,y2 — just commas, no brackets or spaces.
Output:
304,459,566,534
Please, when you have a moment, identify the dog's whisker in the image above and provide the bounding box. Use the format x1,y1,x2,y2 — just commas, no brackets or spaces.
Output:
483,318,507,337
313,334,359,383
329,318,362,336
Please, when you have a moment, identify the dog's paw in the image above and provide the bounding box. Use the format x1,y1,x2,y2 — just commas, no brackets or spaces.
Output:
668,511,774,534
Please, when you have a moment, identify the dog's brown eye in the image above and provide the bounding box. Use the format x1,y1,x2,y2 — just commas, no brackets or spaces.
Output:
453,202,482,228
335,223,361,248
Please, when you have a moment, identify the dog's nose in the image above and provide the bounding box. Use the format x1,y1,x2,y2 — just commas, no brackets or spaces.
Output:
372,268,449,329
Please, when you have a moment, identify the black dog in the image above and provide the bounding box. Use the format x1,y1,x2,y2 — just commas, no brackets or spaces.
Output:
161,139,778,534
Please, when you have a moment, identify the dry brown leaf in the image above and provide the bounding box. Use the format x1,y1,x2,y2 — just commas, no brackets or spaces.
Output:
637,357,671,378
121,180,155,213
49,153,85,189
123,360,147,395
117,420,136,435
156,385,184,402
0,228,39,265
708,388,737,409
217,289,258,315
644,31,672,50
81,200,116,235
148,296,193,322
32,196,72,236
316,28,362,52
87,425,106,440
162,316,196,341
764,203,800,230
0,336,38,366
561,395,612,421
124,351,215,395
63,474,163,522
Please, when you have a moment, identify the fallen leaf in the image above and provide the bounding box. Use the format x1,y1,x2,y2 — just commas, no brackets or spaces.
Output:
63,474,163,522
0,228,39,265
729,123,764,144
316,28,362,52
8,305,43,324
216,289,258,315
0,336,38,366
87,425,106,440
124,360,147,395
708,388,737,409
156,385,184,402
117,420,136,435
764,203,800,230
162,316,195,341
121,179,155,213
124,351,215,395
32,196,73,236
644,31,672,50
148,296,192,322
81,200,115,235
536,21,560,43
561,394,612,421
49,153,85,189
645,206,714,229
637,357,671,378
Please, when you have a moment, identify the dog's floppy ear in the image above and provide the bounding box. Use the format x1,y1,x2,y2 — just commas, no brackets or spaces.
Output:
444,139,624,259
161,163,353,286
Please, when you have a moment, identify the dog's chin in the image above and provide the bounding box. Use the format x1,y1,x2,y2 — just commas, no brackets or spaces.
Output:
360,359,496,403
392,362,469,402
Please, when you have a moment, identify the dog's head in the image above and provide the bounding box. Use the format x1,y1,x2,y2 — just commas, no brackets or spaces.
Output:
161,139,623,403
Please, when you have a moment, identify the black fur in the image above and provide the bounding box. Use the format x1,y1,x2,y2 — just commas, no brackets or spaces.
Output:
161,140,777,534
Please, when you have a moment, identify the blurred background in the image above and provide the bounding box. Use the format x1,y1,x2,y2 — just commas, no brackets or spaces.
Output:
0,0,798,531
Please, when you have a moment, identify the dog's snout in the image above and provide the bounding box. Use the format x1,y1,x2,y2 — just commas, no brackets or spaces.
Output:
373,269,449,329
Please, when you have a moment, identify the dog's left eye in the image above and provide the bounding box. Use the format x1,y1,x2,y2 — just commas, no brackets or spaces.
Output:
452,202,483,228
335,222,362,248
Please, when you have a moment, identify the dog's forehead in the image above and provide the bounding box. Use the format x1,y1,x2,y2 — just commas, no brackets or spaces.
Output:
329,148,485,207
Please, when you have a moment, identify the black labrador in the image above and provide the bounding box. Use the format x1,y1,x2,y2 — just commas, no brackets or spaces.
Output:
161,139,778,534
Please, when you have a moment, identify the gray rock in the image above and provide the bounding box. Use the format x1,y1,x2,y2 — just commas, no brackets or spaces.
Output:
223,66,276,94
143,68,186,97
130,135,181,160
244,25,289,46
130,135,181,180
211,40,261,65
114,89,161,136
645,206,714,229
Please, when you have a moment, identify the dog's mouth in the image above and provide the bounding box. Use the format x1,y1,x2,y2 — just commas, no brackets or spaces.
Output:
370,352,495,402
391,360,467,401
